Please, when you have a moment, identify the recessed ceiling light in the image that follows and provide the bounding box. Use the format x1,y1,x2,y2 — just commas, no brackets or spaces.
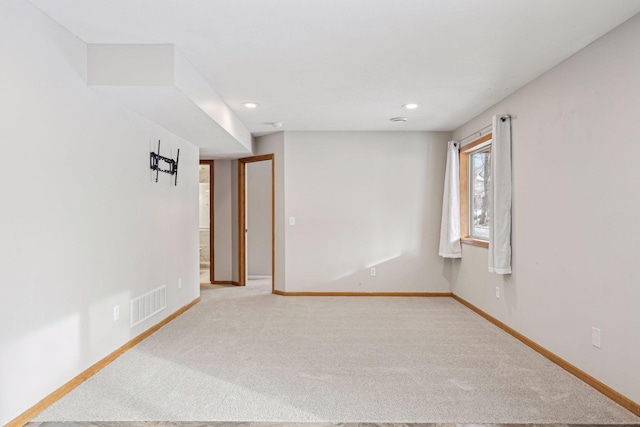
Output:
403,103,419,109
242,102,259,108
390,117,407,123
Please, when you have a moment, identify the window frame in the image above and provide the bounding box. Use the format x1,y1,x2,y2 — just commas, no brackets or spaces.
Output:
460,133,492,248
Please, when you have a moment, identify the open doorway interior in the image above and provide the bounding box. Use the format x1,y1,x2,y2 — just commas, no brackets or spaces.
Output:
199,161,213,284
238,154,274,291
245,160,273,290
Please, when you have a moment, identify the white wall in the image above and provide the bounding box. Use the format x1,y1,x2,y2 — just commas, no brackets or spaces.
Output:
247,161,272,276
213,160,234,281
451,13,640,405
87,44,175,86
0,1,199,424
283,131,450,292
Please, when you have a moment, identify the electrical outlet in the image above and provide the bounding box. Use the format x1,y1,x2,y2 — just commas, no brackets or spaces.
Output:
113,305,120,321
289,216,296,226
592,327,601,348
370,267,376,276
178,278,182,289
495,286,500,299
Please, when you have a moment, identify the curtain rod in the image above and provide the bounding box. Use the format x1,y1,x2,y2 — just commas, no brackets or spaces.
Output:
457,124,492,145
456,115,511,145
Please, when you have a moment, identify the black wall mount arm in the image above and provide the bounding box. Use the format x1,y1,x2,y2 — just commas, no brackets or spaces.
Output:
150,140,180,186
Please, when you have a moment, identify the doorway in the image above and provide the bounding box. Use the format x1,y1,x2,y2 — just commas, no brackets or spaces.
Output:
199,160,214,284
238,154,275,291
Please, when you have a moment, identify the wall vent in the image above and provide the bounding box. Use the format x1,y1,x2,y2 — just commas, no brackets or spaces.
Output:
131,286,166,327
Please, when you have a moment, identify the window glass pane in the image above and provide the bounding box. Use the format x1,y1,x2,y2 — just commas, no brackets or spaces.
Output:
470,147,491,240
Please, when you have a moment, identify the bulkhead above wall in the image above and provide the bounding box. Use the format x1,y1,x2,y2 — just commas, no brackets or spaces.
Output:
86,43,252,158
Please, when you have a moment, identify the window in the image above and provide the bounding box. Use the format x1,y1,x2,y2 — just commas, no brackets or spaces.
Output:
460,133,492,248
469,146,491,239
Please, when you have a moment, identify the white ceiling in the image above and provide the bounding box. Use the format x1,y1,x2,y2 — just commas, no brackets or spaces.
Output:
29,0,640,135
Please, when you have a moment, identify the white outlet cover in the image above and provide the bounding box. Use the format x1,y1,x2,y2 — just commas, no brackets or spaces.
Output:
495,287,500,298
178,278,182,289
113,305,120,321
289,216,296,226
370,267,376,276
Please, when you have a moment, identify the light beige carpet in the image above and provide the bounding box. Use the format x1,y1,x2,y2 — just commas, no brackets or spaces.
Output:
199,269,210,284
35,280,640,423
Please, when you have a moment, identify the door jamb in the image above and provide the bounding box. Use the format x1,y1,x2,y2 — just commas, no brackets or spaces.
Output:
238,154,275,292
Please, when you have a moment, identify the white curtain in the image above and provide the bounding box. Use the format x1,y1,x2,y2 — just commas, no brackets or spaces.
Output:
439,140,462,258
488,115,512,274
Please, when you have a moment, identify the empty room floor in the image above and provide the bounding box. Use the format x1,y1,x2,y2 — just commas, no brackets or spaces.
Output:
33,282,640,424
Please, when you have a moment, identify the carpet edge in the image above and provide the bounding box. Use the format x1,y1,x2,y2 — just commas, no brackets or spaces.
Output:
272,290,453,297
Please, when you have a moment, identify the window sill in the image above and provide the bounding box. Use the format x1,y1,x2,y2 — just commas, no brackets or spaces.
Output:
461,237,489,248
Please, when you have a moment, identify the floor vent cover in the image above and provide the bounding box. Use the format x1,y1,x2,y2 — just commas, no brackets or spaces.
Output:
131,286,166,327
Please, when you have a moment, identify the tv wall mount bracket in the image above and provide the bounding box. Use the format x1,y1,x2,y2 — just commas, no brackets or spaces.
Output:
150,140,179,186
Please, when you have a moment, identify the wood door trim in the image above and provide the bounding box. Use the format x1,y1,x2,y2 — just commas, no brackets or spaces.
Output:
199,160,214,284
238,154,275,291
241,154,274,163
238,160,245,285
271,157,275,292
